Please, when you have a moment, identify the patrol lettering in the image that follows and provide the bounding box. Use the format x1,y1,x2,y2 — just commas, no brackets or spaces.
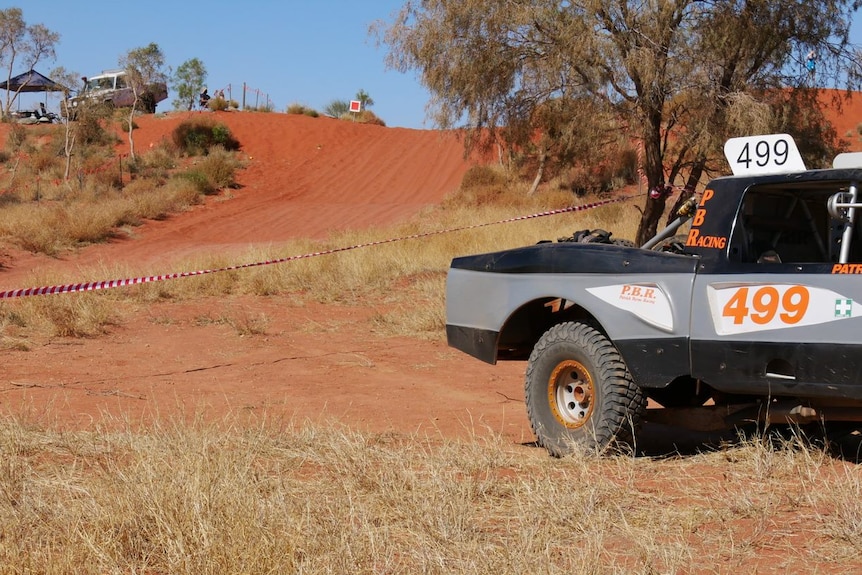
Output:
832,263,862,274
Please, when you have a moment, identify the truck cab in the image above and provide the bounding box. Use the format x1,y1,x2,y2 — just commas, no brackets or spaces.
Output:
687,169,862,399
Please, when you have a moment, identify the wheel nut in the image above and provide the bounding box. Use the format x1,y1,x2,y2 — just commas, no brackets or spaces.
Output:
573,385,588,404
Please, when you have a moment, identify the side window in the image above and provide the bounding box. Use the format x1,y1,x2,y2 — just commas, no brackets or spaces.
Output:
728,185,859,264
115,75,126,89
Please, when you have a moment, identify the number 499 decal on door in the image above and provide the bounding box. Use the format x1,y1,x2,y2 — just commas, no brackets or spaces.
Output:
707,284,858,335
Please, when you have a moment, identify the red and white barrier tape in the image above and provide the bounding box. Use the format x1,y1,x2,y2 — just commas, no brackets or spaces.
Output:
0,194,640,300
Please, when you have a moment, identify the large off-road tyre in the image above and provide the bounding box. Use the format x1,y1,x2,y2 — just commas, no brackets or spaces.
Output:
525,321,646,456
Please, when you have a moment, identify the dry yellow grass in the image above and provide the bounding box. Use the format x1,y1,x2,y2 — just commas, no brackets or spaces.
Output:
1,411,861,574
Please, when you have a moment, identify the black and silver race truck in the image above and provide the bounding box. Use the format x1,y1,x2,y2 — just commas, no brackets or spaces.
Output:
445,134,862,455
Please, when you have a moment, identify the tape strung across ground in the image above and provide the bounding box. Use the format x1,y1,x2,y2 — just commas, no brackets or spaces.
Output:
0,194,640,300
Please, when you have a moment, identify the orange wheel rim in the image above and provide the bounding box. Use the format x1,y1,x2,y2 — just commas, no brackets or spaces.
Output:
547,360,594,429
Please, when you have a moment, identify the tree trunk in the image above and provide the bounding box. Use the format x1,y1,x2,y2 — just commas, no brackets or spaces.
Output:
63,122,75,181
128,96,137,160
634,130,666,245
528,149,546,196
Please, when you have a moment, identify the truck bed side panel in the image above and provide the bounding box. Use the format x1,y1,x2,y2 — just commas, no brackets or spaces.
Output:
446,243,698,386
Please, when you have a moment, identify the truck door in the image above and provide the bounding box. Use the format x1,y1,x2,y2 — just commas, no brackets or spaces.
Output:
690,179,862,399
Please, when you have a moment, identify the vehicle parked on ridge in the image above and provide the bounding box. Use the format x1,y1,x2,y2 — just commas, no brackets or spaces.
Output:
63,69,167,118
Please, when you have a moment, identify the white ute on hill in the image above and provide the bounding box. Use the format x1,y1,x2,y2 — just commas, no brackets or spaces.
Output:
63,69,167,118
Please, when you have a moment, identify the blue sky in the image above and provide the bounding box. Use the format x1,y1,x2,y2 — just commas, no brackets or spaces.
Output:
11,1,862,128
14,0,429,128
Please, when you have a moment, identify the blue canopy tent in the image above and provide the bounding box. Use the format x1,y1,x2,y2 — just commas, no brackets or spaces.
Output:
0,69,68,93
0,69,69,118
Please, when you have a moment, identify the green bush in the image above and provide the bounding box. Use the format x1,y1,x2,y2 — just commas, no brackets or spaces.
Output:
173,147,240,195
324,99,349,118
175,170,216,195
171,119,240,156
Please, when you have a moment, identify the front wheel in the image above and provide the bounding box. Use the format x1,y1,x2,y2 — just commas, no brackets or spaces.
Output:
525,321,646,456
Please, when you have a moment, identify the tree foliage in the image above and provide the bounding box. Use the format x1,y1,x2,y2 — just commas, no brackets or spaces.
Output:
120,42,167,159
172,57,207,111
0,7,59,118
379,0,862,244
355,88,374,109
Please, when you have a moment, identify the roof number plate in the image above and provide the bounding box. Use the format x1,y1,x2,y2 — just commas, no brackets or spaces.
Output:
723,134,807,176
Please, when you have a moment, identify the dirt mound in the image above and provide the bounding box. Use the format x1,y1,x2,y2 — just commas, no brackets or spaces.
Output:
821,88,862,146
0,111,477,282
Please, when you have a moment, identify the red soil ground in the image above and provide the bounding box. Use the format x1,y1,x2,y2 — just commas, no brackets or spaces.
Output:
1,90,861,444
0,110,533,443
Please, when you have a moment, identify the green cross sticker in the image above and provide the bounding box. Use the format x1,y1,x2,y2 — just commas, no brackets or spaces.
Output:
835,299,853,318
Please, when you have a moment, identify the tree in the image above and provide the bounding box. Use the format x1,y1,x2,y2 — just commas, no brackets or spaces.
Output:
0,7,59,118
379,0,861,245
48,65,81,181
172,57,207,111
355,88,374,109
120,42,166,159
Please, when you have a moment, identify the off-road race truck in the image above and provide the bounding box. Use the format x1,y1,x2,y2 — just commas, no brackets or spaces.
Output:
63,69,167,118
446,134,862,456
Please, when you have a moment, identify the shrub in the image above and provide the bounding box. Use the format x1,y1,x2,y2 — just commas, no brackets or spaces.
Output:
120,117,139,132
135,143,177,178
208,96,229,112
173,148,240,196
6,123,27,150
171,119,240,156
175,170,216,195
460,165,508,190
324,99,349,118
129,177,202,220
75,113,116,146
196,146,241,189
356,110,385,126
286,103,319,117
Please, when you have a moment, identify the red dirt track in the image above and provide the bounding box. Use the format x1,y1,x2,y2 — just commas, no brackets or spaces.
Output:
0,110,532,442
